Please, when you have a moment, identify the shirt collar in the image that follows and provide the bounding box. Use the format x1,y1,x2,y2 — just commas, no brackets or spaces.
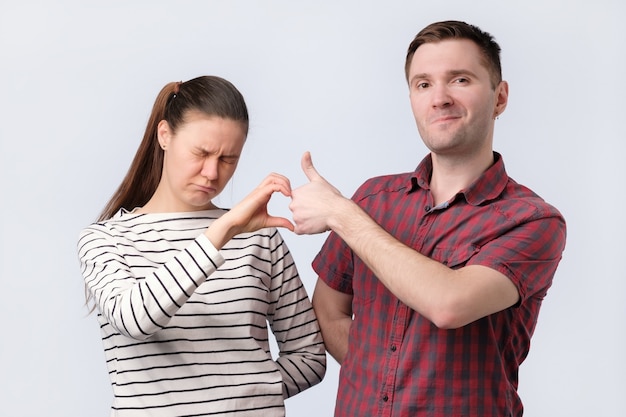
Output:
409,152,508,206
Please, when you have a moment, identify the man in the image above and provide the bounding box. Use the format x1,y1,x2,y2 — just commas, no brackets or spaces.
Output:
289,20,566,417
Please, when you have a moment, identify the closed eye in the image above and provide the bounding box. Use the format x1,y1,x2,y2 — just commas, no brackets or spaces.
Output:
193,150,209,158
220,156,239,165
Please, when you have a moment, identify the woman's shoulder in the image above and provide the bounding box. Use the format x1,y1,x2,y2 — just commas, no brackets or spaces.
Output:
79,208,227,238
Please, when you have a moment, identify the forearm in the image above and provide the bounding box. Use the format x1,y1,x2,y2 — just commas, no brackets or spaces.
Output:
272,294,327,397
328,200,440,317
311,279,353,364
318,314,351,364
275,345,327,398
327,197,516,328
81,230,224,339
291,153,519,328
268,233,326,397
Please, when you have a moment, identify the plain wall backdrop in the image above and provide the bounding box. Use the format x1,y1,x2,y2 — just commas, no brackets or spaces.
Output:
1,1,624,416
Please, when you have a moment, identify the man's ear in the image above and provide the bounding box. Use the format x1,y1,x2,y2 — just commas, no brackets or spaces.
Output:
157,120,171,150
493,80,509,119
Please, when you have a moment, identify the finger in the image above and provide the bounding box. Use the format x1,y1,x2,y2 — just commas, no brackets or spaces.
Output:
258,175,292,198
272,174,293,197
266,216,295,232
268,180,292,198
266,172,292,189
301,151,323,182
270,172,291,185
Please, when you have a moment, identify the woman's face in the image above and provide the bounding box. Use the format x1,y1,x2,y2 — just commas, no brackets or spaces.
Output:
156,111,247,212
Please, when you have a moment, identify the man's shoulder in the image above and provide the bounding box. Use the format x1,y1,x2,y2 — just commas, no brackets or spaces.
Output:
353,171,416,199
500,178,564,221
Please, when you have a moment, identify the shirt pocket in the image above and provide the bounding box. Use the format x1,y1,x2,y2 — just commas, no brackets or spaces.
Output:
430,244,480,269
352,262,382,307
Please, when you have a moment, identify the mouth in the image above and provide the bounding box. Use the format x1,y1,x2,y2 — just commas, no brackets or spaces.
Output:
194,184,216,194
431,114,460,124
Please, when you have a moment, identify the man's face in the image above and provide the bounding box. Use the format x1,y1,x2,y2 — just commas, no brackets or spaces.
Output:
407,39,507,158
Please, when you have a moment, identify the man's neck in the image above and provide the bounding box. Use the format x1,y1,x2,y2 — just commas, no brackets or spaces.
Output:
429,150,494,205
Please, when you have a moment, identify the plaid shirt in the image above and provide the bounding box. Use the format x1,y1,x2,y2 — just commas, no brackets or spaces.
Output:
313,152,566,417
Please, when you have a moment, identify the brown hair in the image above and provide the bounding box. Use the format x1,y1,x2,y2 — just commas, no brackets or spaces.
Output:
97,75,249,221
404,20,503,89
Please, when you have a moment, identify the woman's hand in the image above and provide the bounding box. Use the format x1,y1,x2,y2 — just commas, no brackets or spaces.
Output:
205,173,294,249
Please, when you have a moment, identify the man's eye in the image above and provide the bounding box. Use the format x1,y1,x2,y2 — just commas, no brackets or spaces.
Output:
416,82,429,89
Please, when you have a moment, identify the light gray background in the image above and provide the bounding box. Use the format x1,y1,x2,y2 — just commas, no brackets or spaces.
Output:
1,1,624,416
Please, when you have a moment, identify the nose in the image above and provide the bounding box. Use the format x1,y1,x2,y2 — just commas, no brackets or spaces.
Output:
431,85,453,108
200,158,219,180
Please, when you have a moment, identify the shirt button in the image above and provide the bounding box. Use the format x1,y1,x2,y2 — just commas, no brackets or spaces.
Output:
383,394,389,402
391,345,396,352
424,205,431,212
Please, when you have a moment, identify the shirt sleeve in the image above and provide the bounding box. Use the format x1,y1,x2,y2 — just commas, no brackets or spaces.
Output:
77,224,225,340
265,229,327,398
469,211,567,303
312,230,355,295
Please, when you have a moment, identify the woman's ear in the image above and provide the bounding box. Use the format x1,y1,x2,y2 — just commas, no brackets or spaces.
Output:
157,120,171,150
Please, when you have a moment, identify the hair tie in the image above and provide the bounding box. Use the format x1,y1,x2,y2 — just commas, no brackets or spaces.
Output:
173,81,182,96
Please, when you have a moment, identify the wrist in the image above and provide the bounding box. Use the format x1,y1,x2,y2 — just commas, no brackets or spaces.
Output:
327,197,359,234
205,213,239,250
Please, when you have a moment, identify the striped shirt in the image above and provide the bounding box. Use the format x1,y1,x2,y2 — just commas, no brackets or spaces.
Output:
78,209,326,417
313,152,566,417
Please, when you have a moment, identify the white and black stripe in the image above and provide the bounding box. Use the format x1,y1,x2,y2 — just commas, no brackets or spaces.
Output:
78,209,326,416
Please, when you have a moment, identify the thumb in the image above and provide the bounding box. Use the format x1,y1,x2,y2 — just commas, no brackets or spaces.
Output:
301,151,323,182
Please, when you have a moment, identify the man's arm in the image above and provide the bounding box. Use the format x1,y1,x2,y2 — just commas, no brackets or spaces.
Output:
290,152,519,329
311,279,353,364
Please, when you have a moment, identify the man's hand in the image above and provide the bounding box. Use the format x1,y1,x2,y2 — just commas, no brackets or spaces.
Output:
289,152,346,235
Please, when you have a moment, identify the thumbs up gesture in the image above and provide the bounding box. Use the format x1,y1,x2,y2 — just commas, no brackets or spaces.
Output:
289,152,345,235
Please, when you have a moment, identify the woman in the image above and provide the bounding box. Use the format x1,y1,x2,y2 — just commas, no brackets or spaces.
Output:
77,76,326,416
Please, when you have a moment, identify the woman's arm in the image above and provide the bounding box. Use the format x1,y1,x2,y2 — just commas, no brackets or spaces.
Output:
78,227,225,340
266,231,326,398
79,173,295,340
